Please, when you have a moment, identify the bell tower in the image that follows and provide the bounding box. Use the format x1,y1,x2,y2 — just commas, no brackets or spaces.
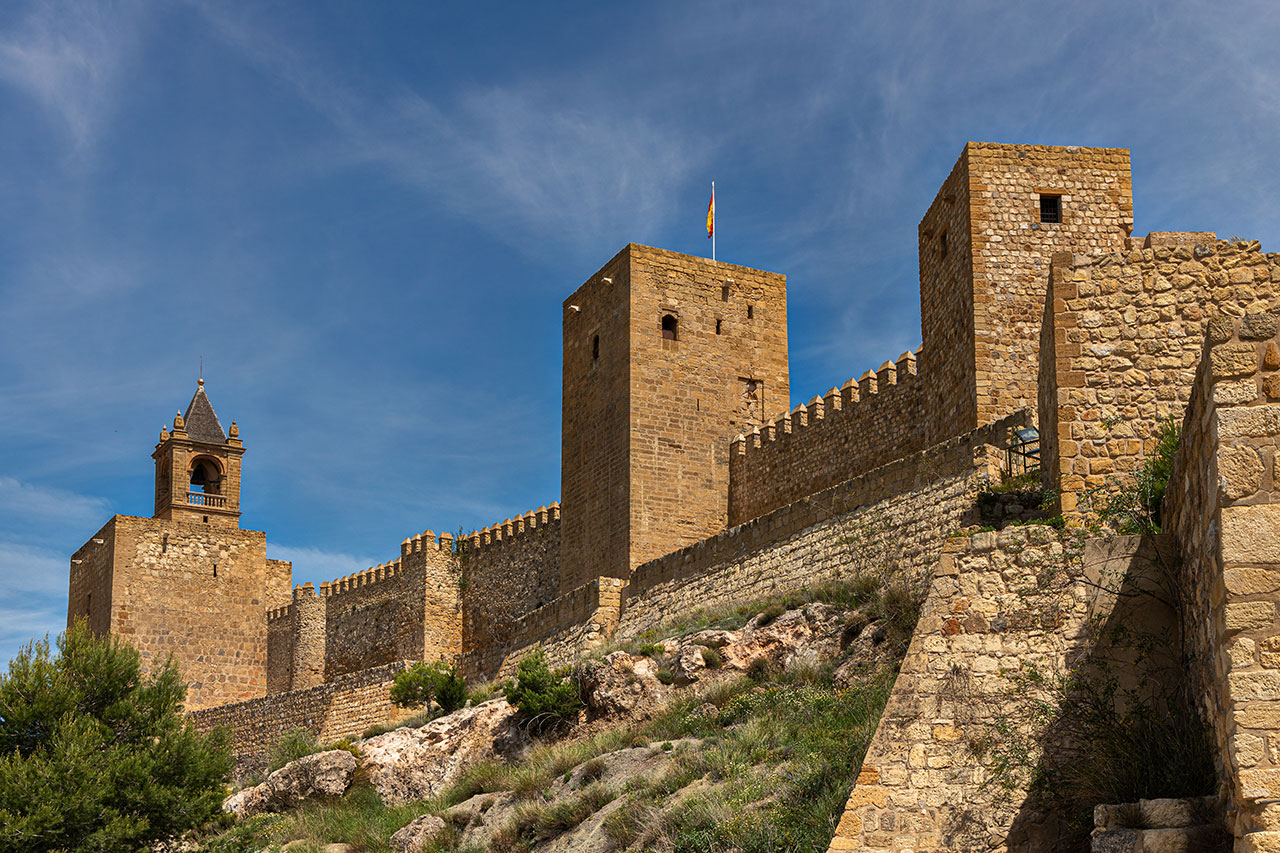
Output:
152,379,244,527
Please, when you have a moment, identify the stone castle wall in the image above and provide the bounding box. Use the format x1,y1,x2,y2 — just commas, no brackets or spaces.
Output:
919,143,1133,446
1040,236,1280,517
1165,311,1280,848
918,145,977,444
191,662,415,781
69,515,291,712
621,412,1024,638
727,350,926,526
461,505,562,660
560,245,790,587
67,516,116,636
827,531,1176,852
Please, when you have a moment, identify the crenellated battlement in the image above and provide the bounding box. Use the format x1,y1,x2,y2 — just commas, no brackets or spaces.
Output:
464,502,560,551
733,349,920,455
728,348,928,525
318,558,404,598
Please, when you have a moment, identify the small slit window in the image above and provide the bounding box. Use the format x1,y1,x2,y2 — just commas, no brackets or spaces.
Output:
1039,194,1061,224
721,285,730,301
940,230,948,257
747,304,754,320
661,314,678,341
592,334,599,360
715,318,723,335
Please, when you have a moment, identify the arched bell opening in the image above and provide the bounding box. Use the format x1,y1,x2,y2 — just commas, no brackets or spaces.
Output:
189,457,223,495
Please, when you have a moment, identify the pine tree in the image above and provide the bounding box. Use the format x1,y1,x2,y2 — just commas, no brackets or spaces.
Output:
0,622,233,853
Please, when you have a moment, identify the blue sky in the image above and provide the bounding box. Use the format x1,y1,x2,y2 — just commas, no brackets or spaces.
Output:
2,0,1278,665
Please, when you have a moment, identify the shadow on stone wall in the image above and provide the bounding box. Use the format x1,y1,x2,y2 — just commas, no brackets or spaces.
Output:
1000,535,1219,852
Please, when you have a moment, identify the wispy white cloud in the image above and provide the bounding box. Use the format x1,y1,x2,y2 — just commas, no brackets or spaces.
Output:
0,0,148,155
188,2,706,259
0,542,77,596
0,477,110,532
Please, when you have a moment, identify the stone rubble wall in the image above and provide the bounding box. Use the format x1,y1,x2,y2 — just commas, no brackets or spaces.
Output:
460,505,562,661
1040,236,1280,518
728,350,927,526
450,414,1025,683
827,530,1177,852
1165,311,1280,850
191,661,416,781
618,412,1026,638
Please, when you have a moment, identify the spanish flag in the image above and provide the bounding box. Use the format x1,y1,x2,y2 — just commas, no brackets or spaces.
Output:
706,183,715,239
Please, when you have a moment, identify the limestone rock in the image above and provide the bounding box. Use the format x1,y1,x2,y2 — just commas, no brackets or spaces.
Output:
223,749,358,819
577,651,669,719
360,699,524,805
390,814,447,852
673,644,707,685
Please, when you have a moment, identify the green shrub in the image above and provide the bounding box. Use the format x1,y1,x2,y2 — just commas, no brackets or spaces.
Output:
699,646,723,669
0,622,232,853
503,649,583,733
637,642,666,658
746,657,771,682
656,668,675,685
269,727,321,772
390,661,468,715
757,603,786,626
1085,416,1181,533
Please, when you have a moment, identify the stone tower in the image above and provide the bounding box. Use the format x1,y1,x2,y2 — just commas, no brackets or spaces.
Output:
69,380,292,711
917,142,1134,444
153,378,244,527
559,244,789,591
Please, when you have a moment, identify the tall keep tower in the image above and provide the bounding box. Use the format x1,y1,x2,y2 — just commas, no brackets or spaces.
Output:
69,381,291,711
560,244,789,591
917,142,1133,444
153,378,244,526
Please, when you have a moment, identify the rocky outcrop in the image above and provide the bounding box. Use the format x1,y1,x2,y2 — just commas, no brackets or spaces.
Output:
578,602,850,722
389,814,446,852
360,699,525,805
223,750,358,818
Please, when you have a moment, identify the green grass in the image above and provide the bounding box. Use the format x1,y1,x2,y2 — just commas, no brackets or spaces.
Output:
601,573,903,657
603,662,897,852
198,577,912,853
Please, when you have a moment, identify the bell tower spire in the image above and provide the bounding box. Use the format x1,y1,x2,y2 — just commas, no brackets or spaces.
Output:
152,378,244,526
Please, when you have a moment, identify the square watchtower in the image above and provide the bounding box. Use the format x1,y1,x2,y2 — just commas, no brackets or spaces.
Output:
918,142,1133,444
560,244,789,591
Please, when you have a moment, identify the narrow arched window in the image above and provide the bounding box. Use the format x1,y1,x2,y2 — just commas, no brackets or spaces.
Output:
661,314,678,341
592,334,600,360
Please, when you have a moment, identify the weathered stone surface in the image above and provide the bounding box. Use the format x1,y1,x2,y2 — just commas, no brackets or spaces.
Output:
360,700,524,805
223,750,358,819
1222,505,1280,564
389,815,446,853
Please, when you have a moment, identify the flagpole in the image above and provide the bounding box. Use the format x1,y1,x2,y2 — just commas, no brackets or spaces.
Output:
712,181,716,263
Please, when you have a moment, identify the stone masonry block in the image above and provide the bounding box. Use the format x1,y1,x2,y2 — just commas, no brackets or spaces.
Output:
1230,670,1280,702
1219,405,1280,438
1243,769,1280,802
1226,602,1278,633
1211,343,1260,378
1243,831,1280,853
1220,446,1265,500
1216,378,1259,406
1222,505,1280,564
1226,569,1280,597
1243,314,1280,340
